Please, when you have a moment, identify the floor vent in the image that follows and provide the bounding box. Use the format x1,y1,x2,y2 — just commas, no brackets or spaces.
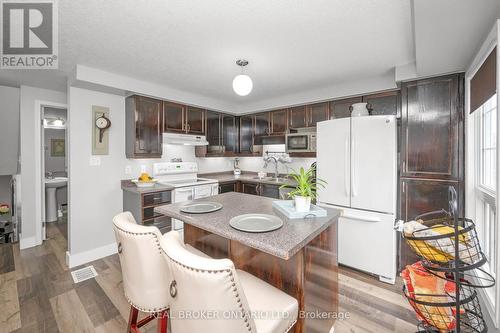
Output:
71,266,98,283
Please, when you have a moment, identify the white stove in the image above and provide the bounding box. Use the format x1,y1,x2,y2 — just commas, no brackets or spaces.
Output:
153,162,219,238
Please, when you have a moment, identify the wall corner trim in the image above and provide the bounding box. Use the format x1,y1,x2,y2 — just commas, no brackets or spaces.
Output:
66,242,117,268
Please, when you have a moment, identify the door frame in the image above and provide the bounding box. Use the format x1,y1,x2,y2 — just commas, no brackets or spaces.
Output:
35,101,68,246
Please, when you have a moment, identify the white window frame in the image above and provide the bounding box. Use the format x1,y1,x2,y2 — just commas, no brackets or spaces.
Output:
465,20,500,328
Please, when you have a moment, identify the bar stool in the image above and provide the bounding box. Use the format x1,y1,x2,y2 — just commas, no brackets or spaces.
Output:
160,230,299,333
112,212,209,333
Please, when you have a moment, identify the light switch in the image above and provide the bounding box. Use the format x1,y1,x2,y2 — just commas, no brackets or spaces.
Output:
89,156,101,166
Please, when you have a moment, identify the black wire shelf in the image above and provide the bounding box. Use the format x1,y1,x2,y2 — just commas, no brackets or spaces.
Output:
399,187,495,333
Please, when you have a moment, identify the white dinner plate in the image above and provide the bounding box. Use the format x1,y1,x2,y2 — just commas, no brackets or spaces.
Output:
180,202,223,214
229,214,283,233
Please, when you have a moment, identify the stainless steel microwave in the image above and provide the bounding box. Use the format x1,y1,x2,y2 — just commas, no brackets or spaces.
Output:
285,132,317,153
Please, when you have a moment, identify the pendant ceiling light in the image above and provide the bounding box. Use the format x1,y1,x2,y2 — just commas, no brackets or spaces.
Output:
233,59,253,96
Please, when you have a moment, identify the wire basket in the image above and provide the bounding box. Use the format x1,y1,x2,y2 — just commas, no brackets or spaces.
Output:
403,210,486,269
404,285,487,333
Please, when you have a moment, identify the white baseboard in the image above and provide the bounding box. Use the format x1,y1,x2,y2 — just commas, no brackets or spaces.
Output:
19,235,39,249
66,242,117,268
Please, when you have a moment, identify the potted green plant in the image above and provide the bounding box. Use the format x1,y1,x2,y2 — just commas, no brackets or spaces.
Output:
280,166,326,212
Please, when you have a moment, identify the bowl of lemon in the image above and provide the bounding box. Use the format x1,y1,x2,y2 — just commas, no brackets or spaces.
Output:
131,173,158,188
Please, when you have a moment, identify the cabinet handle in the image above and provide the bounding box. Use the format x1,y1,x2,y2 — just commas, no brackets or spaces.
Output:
186,123,190,132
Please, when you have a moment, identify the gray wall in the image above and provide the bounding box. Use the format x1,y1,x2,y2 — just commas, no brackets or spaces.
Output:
44,128,66,174
0,86,20,176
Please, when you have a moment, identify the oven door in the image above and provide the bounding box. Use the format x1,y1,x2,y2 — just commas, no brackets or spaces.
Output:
286,134,310,152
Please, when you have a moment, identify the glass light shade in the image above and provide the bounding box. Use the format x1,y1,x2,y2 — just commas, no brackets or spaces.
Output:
232,74,253,96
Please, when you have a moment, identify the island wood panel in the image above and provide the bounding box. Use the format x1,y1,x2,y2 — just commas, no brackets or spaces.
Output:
184,223,338,333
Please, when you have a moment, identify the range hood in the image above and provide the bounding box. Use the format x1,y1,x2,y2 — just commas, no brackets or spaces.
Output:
163,133,208,146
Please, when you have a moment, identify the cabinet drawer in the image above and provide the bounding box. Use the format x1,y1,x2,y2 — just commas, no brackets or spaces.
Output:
143,191,171,206
143,215,172,234
219,182,236,193
142,206,164,220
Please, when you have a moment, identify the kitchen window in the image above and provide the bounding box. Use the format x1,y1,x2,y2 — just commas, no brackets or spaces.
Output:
474,93,497,292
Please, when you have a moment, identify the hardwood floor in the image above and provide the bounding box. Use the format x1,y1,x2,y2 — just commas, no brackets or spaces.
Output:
0,219,418,333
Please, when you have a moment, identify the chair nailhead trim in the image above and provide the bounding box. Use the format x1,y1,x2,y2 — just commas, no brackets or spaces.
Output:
114,223,163,255
162,249,254,332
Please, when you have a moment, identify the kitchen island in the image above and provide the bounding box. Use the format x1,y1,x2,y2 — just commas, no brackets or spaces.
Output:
155,192,340,333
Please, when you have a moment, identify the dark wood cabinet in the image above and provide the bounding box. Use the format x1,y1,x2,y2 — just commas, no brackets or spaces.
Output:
289,106,307,128
163,102,205,135
363,91,399,116
222,115,237,155
401,75,462,180
126,96,163,158
307,102,330,126
330,97,362,119
205,110,222,155
254,113,270,137
219,182,237,193
163,101,185,133
239,116,254,155
241,182,259,195
399,178,463,270
185,106,205,134
260,183,280,199
270,109,288,135
398,73,464,270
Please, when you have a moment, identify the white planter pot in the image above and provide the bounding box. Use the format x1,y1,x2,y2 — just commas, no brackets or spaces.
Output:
350,102,370,117
294,196,311,212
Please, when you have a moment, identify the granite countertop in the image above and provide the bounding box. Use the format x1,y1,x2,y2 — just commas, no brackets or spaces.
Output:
121,180,174,194
155,192,340,260
199,171,296,186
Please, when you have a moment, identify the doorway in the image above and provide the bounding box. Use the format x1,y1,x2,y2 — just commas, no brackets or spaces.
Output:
40,106,68,247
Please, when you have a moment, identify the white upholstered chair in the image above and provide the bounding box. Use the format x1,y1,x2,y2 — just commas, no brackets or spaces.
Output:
112,212,208,333
160,230,299,333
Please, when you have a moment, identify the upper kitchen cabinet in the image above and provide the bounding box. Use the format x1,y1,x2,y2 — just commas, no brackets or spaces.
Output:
401,74,463,180
163,102,205,135
126,95,163,158
362,91,399,116
254,112,270,138
330,97,362,119
307,102,330,126
289,106,307,128
222,114,237,155
270,109,288,135
204,110,222,155
185,106,205,135
239,115,254,155
163,101,185,133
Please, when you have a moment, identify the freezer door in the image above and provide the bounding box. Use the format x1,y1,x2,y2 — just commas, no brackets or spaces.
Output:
317,118,351,207
337,207,397,282
350,115,396,214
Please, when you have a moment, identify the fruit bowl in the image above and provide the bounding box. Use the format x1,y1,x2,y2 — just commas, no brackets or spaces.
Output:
131,179,158,188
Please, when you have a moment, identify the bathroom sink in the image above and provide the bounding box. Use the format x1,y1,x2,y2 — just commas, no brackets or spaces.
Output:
45,177,68,188
45,177,68,222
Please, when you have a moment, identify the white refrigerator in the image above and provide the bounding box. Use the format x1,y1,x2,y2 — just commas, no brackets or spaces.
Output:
317,115,397,284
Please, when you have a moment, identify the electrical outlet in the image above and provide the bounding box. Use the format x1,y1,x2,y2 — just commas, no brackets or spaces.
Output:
140,165,147,173
125,166,132,175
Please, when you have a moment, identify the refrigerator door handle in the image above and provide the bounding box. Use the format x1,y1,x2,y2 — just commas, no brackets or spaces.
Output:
344,135,349,196
343,213,382,223
351,136,357,197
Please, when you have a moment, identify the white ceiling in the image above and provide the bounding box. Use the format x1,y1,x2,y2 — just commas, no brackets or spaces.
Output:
0,0,499,112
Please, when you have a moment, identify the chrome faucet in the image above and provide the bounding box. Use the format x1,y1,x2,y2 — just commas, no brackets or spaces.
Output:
263,156,280,179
